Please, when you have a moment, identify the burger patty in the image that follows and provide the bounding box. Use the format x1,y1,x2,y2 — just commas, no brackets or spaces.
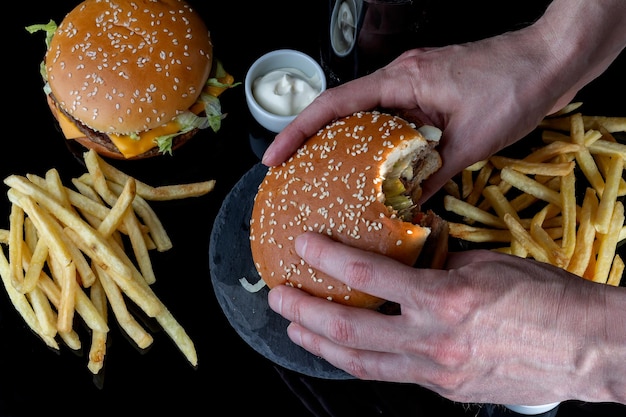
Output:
413,210,449,269
51,94,198,159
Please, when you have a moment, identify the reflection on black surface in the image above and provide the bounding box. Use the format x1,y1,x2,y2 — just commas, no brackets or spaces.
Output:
248,113,276,161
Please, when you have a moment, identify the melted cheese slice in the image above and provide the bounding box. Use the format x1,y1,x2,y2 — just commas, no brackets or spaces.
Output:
55,104,181,159
109,122,181,159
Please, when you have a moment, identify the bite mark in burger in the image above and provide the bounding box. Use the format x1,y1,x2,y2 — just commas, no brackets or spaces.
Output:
249,111,447,309
27,0,239,160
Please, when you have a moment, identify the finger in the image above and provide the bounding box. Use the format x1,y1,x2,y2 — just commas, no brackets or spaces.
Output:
262,60,420,166
285,321,427,382
262,79,381,166
294,232,446,306
268,284,417,356
272,287,443,384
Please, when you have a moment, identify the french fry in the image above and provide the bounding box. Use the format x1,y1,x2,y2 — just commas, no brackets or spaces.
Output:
461,169,474,199
539,114,626,133
444,195,505,228
20,236,48,294
108,180,173,252
443,179,461,200
490,155,575,177
594,154,623,234
503,213,551,264
530,204,568,268
448,222,511,243
0,244,59,349
464,159,489,171
530,139,581,159
607,254,624,287
576,146,605,196
10,193,71,269
500,166,562,207
583,116,626,132
26,285,57,339
86,149,215,201
549,101,583,116
57,326,82,351
122,208,156,285
97,177,135,238
582,129,603,147
510,160,575,177
588,139,626,159
466,161,494,206
566,188,599,276
45,168,75,213
560,170,577,259
594,127,626,196
93,263,153,349
482,184,526,256
541,130,571,144
482,184,521,221
56,260,77,334
583,240,599,281
570,113,586,145
8,202,25,291
87,276,108,374
593,201,625,284
155,305,198,367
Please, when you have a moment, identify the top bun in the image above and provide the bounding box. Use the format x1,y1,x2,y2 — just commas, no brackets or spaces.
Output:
45,0,213,135
249,111,442,309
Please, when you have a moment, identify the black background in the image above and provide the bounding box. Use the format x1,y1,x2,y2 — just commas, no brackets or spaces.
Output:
2,1,625,416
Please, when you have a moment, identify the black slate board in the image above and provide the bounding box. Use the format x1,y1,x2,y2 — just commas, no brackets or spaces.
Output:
209,162,353,380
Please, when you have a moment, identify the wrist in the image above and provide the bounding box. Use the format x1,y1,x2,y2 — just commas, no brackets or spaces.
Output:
571,284,626,404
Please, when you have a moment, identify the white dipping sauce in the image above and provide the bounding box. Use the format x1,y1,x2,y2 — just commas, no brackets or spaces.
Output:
252,68,322,116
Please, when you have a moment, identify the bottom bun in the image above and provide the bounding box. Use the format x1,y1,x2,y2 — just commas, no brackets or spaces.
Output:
250,111,444,309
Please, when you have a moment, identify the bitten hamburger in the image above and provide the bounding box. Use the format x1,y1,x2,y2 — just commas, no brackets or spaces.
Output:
27,0,237,160
249,111,448,309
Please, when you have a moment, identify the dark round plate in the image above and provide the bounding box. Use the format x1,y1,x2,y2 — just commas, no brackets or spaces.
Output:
209,162,353,380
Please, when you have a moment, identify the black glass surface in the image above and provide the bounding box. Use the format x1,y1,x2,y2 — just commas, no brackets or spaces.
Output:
2,1,625,416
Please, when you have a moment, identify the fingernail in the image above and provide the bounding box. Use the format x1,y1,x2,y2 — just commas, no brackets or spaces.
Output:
294,233,307,257
267,287,282,314
287,323,302,346
261,141,276,166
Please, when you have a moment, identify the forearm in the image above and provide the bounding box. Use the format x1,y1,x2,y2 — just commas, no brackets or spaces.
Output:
576,285,626,404
529,0,626,109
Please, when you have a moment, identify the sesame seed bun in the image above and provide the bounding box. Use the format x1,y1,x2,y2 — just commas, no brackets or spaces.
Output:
249,111,445,309
43,0,216,159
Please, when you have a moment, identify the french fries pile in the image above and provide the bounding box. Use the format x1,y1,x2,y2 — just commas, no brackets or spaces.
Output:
443,103,626,286
0,149,215,374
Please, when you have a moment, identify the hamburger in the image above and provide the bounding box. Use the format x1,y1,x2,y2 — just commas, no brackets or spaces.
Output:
249,111,448,309
27,0,237,160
